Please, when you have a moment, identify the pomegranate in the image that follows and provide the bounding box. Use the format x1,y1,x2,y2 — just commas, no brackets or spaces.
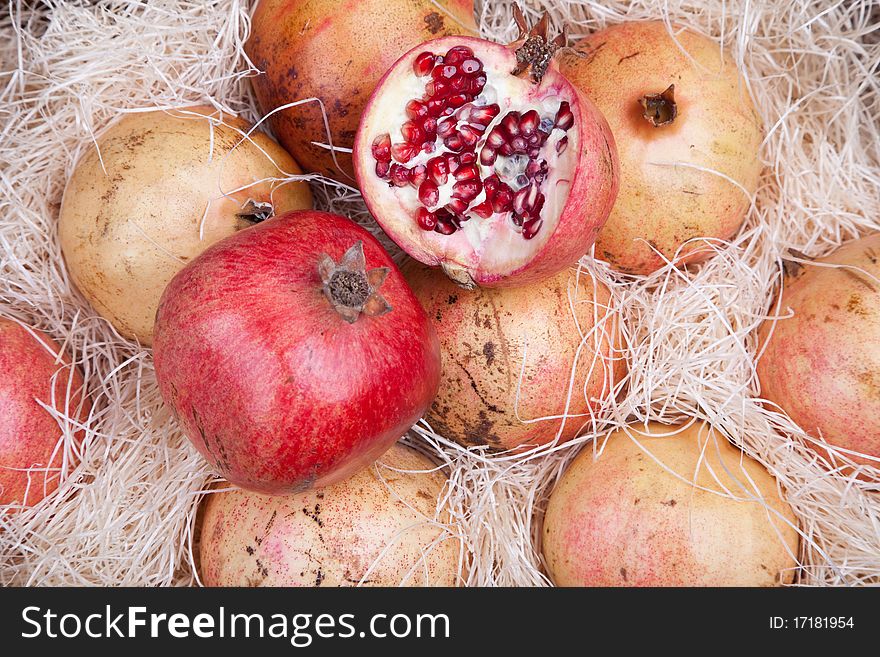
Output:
246,0,477,181
59,106,312,346
404,262,625,450
757,234,880,472
199,443,462,586
0,318,91,508
560,21,763,275
354,15,619,289
543,421,799,586
153,210,441,494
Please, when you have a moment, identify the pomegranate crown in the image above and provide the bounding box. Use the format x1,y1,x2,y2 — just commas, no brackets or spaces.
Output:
318,241,391,323
510,7,569,84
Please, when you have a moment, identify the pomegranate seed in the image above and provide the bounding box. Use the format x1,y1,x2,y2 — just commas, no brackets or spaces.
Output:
510,136,527,152
459,58,482,74
435,218,457,235
526,183,538,208
486,127,506,149
371,133,392,161
450,75,470,92
445,153,461,173
555,102,574,131
406,99,428,120
447,93,469,108
461,152,476,165
410,164,427,187
483,175,500,197
498,143,514,157
422,142,435,154
418,180,439,207
527,147,540,158
444,45,473,66
467,103,500,126
421,117,438,135
471,200,494,218
454,164,478,181
413,52,435,77
480,146,497,166
438,65,458,79
426,80,449,98
391,142,417,163
533,192,546,215
416,207,437,230
452,180,482,202
427,99,446,116
400,121,424,144
437,118,457,138
459,124,482,147
522,217,543,240
389,164,410,187
511,213,525,227
513,187,528,214
501,112,520,137
537,129,550,144
427,156,448,185
375,160,390,177
556,136,568,154
445,199,469,216
527,133,541,146
470,75,487,94
519,110,540,136
493,187,513,213
526,160,541,178
444,134,465,152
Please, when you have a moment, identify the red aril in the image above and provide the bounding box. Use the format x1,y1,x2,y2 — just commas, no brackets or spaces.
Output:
153,211,441,494
354,16,619,289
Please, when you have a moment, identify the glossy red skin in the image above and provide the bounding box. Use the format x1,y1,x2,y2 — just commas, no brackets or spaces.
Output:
0,319,90,507
246,0,476,181
153,210,441,494
354,35,620,288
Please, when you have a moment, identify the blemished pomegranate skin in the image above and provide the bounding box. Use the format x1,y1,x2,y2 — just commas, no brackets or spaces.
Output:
543,421,799,587
153,210,441,494
757,233,880,470
0,319,91,507
560,21,763,275
355,34,619,289
404,262,625,450
246,0,477,181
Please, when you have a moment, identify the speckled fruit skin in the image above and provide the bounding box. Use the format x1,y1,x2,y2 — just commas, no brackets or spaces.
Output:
153,210,441,494
543,421,799,586
757,234,880,470
59,106,312,346
560,21,763,275
404,263,625,450
356,35,620,288
246,0,477,181
0,319,91,507
199,442,461,586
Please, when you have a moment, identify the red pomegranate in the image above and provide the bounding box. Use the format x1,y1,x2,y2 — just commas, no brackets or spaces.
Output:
0,318,91,508
152,210,441,494
354,14,619,289
246,0,477,181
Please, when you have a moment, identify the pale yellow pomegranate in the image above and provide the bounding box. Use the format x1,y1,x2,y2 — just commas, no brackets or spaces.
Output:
59,106,312,345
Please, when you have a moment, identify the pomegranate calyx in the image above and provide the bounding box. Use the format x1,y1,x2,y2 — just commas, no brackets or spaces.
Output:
639,84,678,127
236,199,275,223
318,241,392,323
782,248,813,278
510,7,568,84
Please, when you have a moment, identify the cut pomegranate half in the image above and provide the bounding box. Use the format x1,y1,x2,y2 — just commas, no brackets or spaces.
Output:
354,33,619,288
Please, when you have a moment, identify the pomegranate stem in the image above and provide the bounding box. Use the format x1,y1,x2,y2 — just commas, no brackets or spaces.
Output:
639,84,678,127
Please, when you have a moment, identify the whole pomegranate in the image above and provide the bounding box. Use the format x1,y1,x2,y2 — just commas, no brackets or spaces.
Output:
404,262,625,450
199,443,461,586
246,0,477,181
543,421,799,586
0,318,91,508
757,234,880,471
153,210,441,493
354,19,619,289
59,106,312,345
560,21,763,275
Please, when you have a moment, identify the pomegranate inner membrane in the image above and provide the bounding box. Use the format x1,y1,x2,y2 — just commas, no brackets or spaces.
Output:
369,44,575,244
